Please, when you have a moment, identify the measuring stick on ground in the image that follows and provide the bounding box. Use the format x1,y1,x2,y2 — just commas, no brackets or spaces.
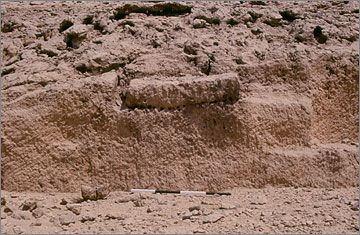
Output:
131,189,231,196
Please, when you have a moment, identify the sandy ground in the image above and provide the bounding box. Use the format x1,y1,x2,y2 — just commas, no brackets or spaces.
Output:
1,187,359,234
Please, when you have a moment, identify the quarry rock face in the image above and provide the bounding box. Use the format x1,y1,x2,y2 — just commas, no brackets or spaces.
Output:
1,0,359,194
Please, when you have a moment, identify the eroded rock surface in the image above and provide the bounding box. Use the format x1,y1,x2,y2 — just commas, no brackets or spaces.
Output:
1,1,358,194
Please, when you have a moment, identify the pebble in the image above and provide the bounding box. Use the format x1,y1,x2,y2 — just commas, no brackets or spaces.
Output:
31,208,44,218
146,206,161,213
59,212,76,226
30,221,42,226
324,215,333,222
81,185,97,201
202,213,224,224
189,205,201,212
219,203,236,210
20,199,37,211
250,196,267,205
80,215,95,223
133,199,145,207
350,201,359,211
4,206,13,214
104,213,125,220
1,197,6,206
182,212,192,220
192,19,207,28
66,204,81,215
60,198,68,205
193,229,206,234
13,211,32,220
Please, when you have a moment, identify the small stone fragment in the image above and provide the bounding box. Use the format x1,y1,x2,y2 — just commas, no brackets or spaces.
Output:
30,221,42,226
133,199,144,207
80,215,95,223
189,205,201,212
193,19,207,28
1,197,6,206
250,196,267,205
202,213,224,224
105,213,125,220
31,208,44,218
351,201,359,211
59,212,76,226
60,198,68,205
193,229,206,234
4,207,13,214
219,203,236,210
66,204,81,215
81,185,97,201
20,199,37,211
182,212,192,220
96,184,110,200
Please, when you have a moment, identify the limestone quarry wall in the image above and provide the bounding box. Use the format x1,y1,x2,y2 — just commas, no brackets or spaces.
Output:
1,1,359,192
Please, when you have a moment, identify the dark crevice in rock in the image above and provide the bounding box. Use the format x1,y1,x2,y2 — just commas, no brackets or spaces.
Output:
226,18,239,26
1,67,15,76
1,21,17,33
279,10,300,22
59,20,74,33
112,3,192,20
82,15,94,25
313,26,328,44
248,11,263,23
249,1,266,6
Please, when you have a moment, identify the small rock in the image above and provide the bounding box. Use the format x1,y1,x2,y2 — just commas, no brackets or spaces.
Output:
147,206,161,213
263,12,283,27
81,185,97,201
80,215,96,223
193,229,206,234
105,213,125,220
324,215,333,222
20,199,37,211
66,204,81,215
191,210,201,216
13,211,32,220
189,205,201,212
306,220,313,226
202,213,224,224
1,213,6,219
30,221,42,226
193,19,207,29
219,203,236,210
250,196,267,205
81,185,110,201
4,207,13,214
59,212,76,226
1,197,6,206
116,196,133,203
350,201,359,211
60,198,68,205
133,199,144,207
32,208,44,218
182,212,192,220
96,185,110,200
64,25,89,49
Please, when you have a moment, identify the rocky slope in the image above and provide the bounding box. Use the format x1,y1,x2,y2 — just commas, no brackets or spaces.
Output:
1,0,359,193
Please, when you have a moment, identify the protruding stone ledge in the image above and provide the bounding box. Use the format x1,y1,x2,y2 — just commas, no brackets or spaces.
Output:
123,73,240,109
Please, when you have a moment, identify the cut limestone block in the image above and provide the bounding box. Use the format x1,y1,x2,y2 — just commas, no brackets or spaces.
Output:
123,73,240,109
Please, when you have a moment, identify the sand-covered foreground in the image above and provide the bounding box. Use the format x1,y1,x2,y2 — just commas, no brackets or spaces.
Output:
1,187,359,234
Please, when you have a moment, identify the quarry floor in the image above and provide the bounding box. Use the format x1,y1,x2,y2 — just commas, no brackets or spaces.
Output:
1,187,359,234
